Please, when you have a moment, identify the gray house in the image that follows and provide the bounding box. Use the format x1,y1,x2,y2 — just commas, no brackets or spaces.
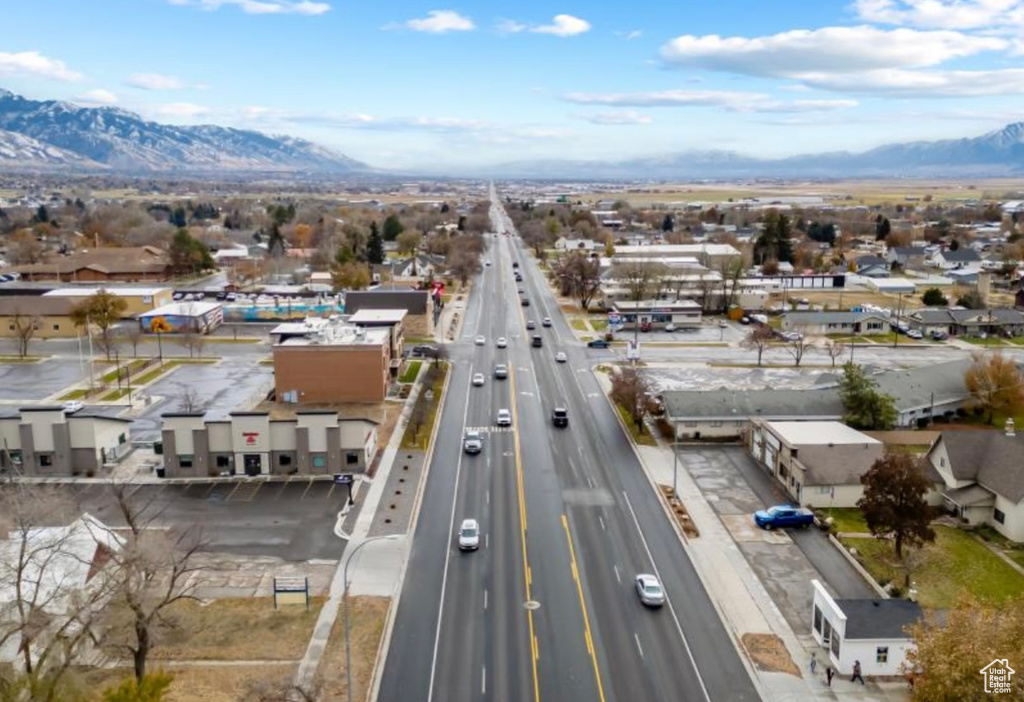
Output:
663,388,844,440
781,311,890,336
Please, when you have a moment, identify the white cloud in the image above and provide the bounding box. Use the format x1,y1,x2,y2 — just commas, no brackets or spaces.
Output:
75,89,119,105
531,14,591,37
402,10,475,33
852,0,1023,30
576,110,653,125
169,0,330,14
563,89,859,113
126,73,186,91
799,67,1024,96
156,102,211,118
496,18,528,34
659,26,1005,75
0,51,82,82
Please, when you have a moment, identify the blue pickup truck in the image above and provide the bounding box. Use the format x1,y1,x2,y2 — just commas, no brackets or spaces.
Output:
754,505,815,530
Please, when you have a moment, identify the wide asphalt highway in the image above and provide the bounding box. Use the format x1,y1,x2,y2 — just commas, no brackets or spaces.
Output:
378,191,760,702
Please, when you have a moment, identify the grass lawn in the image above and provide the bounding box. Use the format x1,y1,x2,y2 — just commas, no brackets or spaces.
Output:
320,596,391,702
58,389,90,401
101,388,132,401
842,525,1024,609
0,355,44,363
823,508,870,533
570,318,588,331
962,336,1010,347
613,403,657,446
591,319,608,331
401,363,448,450
399,360,422,384
100,359,148,383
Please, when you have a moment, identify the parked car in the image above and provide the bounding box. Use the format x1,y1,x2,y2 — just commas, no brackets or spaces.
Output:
61,400,84,414
542,317,552,327
930,330,949,340
410,345,439,358
472,373,485,386
463,430,483,454
458,518,480,551
906,329,923,340
496,409,512,426
494,363,509,379
740,316,751,325
551,407,569,427
635,574,665,607
664,323,676,332
587,338,610,349
753,505,815,530
718,320,729,328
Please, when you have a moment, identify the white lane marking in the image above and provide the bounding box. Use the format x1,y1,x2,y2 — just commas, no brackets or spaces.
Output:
623,491,712,702
486,489,490,506
484,589,488,610
635,633,644,659
613,564,621,584
586,474,595,489
426,376,474,702
485,533,489,550
482,666,487,694
599,515,606,531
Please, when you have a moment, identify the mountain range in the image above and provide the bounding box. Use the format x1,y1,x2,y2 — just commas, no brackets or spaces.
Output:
0,89,366,174
1,88,1023,179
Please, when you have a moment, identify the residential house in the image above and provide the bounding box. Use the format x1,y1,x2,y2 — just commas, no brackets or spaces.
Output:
854,255,890,278
746,420,885,508
0,513,123,667
872,358,973,426
160,410,378,478
926,424,1024,541
781,311,890,337
929,248,982,270
11,246,172,282
811,580,922,678
555,237,599,252
907,307,1024,338
884,246,926,270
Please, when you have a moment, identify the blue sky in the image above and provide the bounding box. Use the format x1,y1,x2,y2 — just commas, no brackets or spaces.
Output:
1,0,1024,170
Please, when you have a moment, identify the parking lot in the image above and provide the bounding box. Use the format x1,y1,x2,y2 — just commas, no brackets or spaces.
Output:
67,477,346,561
0,358,87,401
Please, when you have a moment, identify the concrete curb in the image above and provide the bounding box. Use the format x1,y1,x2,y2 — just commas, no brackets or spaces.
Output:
828,534,890,599
598,384,773,702
365,360,452,702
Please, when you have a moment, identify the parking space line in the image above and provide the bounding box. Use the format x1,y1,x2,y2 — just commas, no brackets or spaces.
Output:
227,482,243,500
202,482,218,498
273,480,290,500
326,482,336,500
301,479,314,499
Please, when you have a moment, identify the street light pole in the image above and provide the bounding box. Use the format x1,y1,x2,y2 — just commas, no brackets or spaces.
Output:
672,421,679,502
344,535,398,702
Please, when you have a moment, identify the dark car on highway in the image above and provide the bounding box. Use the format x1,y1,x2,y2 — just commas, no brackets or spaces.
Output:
551,407,569,427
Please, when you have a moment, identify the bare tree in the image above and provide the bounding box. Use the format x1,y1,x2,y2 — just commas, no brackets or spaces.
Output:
178,328,205,359
557,251,601,311
125,323,144,358
104,484,206,682
787,337,815,367
611,260,669,308
6,229,45,264
741,325,774,367
822,338,846,368
179,386,205,414
241,675,322,702
11,311,40,358
609,365,654,433
447,246,481,286
0,486,119,702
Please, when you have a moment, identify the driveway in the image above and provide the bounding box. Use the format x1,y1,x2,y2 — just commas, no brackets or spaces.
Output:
67,478,346,561
677,446,876,634
131,361,273,442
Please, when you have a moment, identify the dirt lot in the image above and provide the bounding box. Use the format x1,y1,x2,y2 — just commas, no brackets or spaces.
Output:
319,595,392,702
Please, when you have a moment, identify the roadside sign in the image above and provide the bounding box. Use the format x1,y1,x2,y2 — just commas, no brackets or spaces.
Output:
334,474,353,485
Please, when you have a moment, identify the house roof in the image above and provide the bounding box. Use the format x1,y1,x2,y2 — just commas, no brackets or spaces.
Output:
835,599,923,640
872,358,973,411
767,421,880,447
783,311,889,326
944,484,996,507
0,295,77,317
938,430,1024,502
856,255,887,267
345,289,429,315
938,249,981,262
11,246,170,276
663,388,845,421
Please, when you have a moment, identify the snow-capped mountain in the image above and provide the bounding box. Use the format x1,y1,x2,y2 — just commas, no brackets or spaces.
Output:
0,89,367,173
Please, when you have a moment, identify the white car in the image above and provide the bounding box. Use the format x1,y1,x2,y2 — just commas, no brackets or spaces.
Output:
458,519,480,551
496,337,507,348
484,260,491,266
61,400,84,414
635,573,665,607
496,409,512,426
555,352,567,363
475,335,486,345
472,373,485,386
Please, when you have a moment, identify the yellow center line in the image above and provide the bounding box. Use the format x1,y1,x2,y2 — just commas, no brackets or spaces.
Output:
510,366,541,700
562,514,608,702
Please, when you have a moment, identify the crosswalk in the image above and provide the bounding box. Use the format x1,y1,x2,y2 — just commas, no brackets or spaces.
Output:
465,426,514,435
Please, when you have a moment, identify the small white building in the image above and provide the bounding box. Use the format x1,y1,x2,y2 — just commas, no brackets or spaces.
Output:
555,237,598,252
811,580,922,678
0,406,133,477
137,301,224,334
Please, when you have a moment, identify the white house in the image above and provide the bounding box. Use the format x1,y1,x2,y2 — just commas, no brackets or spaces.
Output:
926,424,1024,541
928,248,982,270
555,237,598,252
747,420,885,508
0,513,123,666
811,580,922,678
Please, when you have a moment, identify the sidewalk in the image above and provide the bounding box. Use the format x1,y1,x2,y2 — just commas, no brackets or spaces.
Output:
634,441,910,702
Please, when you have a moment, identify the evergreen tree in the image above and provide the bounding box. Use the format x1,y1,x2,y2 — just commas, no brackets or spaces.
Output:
874,215,891,241
35,204,49,223
440,202,450,213
367,222,385,264
383,214,404,241
169,206,187,228
457,215,466,232
267,223,286,257
838,362,898,430
661,214,674,232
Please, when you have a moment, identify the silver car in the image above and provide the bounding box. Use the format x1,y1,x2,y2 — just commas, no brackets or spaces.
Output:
472,373,485,386
458,519,480,551
496,409,512,427
635,574,665,607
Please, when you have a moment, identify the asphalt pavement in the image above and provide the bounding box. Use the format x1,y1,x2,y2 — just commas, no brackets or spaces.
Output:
379,193,759,702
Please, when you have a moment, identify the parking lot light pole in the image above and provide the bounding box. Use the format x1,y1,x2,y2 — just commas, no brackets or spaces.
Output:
344,535,399,702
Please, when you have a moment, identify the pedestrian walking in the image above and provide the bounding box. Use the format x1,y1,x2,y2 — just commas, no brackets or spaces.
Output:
851,660,865,684
825,666,834,687
810,652,817,674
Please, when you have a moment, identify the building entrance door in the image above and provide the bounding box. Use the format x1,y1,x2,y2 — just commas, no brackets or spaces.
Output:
243,454,262,477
